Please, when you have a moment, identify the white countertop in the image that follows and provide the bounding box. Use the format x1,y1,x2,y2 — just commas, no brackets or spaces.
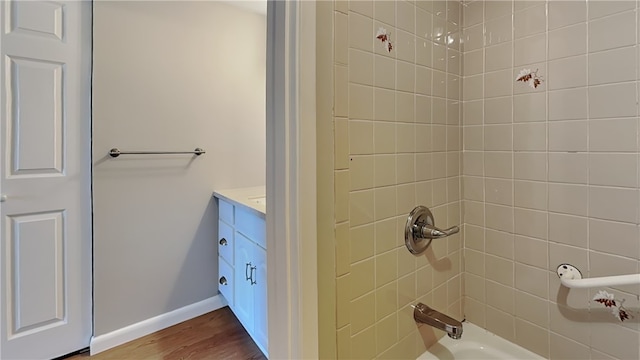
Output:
213,186,266,216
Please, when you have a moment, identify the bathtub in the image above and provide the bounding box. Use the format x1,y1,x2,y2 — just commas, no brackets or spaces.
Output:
418,322,545,360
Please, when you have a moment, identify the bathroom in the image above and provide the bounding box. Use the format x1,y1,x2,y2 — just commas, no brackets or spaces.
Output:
315,0,640,359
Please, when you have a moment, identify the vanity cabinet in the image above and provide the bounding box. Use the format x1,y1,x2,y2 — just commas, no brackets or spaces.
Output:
215,194,267,357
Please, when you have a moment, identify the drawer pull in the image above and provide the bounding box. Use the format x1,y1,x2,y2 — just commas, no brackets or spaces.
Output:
219,238,228,246
219,276,227,285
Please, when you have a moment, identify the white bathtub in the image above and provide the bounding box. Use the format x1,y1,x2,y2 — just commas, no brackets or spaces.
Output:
418,322,545,360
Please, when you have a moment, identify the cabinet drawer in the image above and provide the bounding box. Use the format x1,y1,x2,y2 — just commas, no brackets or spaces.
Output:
236,206,266,249
219,199,234,225
218,220,234,265
218,257,234,307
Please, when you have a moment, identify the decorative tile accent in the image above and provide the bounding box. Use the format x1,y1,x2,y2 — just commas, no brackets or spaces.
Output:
516,68,544,89
376,27,393,53
593,290,633,322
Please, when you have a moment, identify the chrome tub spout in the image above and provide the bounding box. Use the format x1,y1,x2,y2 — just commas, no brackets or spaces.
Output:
414,302,463,339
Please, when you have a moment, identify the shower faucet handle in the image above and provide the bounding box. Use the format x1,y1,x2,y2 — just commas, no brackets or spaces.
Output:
405,205,460,255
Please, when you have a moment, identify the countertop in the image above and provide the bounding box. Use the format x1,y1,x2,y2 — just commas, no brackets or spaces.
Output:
213,186,266,216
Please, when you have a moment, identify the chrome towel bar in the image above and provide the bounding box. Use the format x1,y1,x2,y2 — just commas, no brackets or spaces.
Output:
108,148,205,158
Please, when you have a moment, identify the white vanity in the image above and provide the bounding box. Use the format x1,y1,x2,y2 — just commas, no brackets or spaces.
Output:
213,186,267,356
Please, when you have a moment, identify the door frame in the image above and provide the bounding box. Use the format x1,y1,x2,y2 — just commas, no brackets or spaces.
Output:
266,0,318,358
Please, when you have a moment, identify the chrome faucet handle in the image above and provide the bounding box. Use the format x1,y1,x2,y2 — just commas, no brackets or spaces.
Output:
405,206,460,255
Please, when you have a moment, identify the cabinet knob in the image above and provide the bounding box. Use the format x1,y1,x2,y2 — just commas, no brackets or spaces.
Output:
219,276,227,285
219,238,227,246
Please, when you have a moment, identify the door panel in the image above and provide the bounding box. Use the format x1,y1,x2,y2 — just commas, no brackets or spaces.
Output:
234,232,254,330
252,244,267,351
0,1,92,359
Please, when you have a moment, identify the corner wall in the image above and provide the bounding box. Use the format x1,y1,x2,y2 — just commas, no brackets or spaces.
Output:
319,1,465,357
461,1,640,359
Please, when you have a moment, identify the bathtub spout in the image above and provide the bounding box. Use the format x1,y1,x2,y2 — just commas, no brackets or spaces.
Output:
414,302,463,340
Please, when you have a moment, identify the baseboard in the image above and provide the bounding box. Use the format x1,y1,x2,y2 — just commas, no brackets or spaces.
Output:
90,294,227,355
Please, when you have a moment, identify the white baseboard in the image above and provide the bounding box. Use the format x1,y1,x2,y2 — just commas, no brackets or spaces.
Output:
90,294,227,355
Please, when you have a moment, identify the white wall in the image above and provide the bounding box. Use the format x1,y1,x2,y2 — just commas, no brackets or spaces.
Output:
92,1,265,336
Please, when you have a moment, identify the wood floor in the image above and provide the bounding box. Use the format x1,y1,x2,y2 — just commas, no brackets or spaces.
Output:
67,306,266,360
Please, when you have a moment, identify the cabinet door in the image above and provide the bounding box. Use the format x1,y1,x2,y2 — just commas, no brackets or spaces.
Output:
233,232,254,330
252,244,268,354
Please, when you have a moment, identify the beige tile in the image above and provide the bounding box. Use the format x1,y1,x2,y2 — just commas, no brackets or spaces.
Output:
589,11,636,52
396,0,416,33
485,1,512,20
396,60,416,93
350,292,375,334
350,324,376,360
465,248,485,277
590,322,640,360
396,123,416,153
374,0,395,26
484,69,512,98
335,12,349,65
416,180,434,209
396,30,416,63
515,319,549,358
514,4,545,38
336,222,350,276
548,55,587,90
463,176,484,202
416,152,433,181
464,296,486,327
349,84,374,120
336,274,350,328
374,218,395,255
463,125,483,151
463,200,484,227
589,153,638,188
433,43,447,72
515,235,548,269
484,229,513,260
514,180,547,211
349,0,373,17
374,155,396,187
350,189,374,227
515,208,547,240
375,186,397,221
431,151,447,180
549,304,591,345
589,186,638,224
335,170,350,222
548,183,588,217
462,151,483,176
548,153,588,184
448,49,461,76
548,213,588,248
484,97,512,124
485,178,513,206
350,224,374,264
336,325,351,359
589,251,639,281
375,313,398,355
548,272,590,309
350,156,374,191
515,263,548,298
589,118,637,152
548,23,587,60
376,280,397,320
485,254,514,286
548,1,586,30
432,15,447,45
396,91,415,122
590,219,639,259
417,264,433,297
463,23,484,52
335,65,348,117
397,303,416,340
349,49,374,86
589,0,636,20
416,95,432,124
486,42,513,72
514,152,547,181
484,125,512,151
349,12,374,53
485,306,515,342
432,99,447,126
374,88,396,122
374,55,396,90
335,118,349,170
349,120,374,155
416,7,432,39
397,246,416,277
335,0,348,13
513,93,546,123
485,15,513,46
447,74,460,100
486,203,514,233
416,66,432,96
486,280,515,314
514,33,545,66
548,242,588,275
374,121,396,153
549,333,590,360
465,272,485,301
463,74,483,101
515,290,548,328
396,183,417,216
432,177,447,206
548,88,588,121
513,123,546,151
549,121,588,152
589,46,636,86
463,49,483,76
447,0,461,25
398,273,416,308
462,0,483,28
350,257,375,300
484,152,512,179
589,83,637,119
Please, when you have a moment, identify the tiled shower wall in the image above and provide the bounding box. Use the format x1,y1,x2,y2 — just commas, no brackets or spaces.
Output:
462,1,640,359
329,0,465,358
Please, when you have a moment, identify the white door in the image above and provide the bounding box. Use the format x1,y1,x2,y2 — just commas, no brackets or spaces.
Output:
234,232,254,329
0,1,92,359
